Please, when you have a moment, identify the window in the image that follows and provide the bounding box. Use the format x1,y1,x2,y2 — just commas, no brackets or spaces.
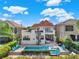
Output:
65,25,73,31
45,27,51,32
14,27,17,34
45,34,54,41
40,35,44,40
45,28,48,32
23,36,30,40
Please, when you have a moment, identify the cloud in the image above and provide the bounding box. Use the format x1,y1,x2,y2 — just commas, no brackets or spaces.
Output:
14,20,22,24
0,18,11,21
41,8,74,22
0,18,7,21
46,0,62,6
24,11,28,15
40,17,50,21
37,0,71,6
3,14,11,17
3,6,28,14
41,8,55,16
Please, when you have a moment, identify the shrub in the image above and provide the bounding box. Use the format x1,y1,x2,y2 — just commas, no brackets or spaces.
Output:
0,45,11,58
71,42,79,51
58,38,73,49
76,45,79,51
63,38,73,49
6,41,17,48
0,40,17,58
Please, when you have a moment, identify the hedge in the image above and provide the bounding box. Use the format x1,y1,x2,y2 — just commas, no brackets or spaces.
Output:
58,38,79,51
0,40,17,58
71,42,79,51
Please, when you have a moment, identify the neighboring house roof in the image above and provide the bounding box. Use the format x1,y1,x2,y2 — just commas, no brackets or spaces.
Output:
55,19,75,28
57,19,75,25
6,21,21,28
32,20,53,28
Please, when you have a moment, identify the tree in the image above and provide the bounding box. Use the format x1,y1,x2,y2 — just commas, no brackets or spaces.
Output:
26,26,33,32
0,21,13,39
64,38,73,49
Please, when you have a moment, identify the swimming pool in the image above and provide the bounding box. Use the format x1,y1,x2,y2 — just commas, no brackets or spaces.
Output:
23,45,61,55
24,45,49,51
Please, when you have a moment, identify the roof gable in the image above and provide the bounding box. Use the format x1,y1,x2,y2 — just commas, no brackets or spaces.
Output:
32,20,53,28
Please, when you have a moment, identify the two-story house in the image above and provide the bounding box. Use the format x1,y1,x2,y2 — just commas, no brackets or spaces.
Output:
55,19,79,41
21,20,55,45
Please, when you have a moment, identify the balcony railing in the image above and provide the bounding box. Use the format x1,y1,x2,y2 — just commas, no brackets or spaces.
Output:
45,31,53,33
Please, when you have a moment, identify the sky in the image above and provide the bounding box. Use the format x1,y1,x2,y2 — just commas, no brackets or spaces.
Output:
0,0,79,26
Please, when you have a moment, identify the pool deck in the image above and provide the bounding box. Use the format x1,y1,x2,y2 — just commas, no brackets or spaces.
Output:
17,41,67,53
15,47,24,53
19,42,66,52
9,41,69,57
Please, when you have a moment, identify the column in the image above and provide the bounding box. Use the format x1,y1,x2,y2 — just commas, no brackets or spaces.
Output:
44,30,46,44
75,35,77,41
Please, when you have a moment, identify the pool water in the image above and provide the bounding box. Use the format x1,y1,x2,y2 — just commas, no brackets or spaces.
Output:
24,45,49,51
50,48,60,55
24,45,61,55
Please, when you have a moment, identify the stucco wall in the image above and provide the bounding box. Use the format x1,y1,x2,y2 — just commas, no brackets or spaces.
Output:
59,20,79,38
21,26,55,45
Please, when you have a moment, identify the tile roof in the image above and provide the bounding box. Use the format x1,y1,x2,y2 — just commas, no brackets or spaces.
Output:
32,20,53,28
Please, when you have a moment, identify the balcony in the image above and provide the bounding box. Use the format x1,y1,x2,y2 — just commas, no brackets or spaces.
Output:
45,31,53,33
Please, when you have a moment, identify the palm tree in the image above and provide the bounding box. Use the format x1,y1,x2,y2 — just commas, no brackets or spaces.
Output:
36,28,41,45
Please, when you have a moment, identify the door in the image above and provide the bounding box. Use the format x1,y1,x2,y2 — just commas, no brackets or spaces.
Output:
70,35,75,41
